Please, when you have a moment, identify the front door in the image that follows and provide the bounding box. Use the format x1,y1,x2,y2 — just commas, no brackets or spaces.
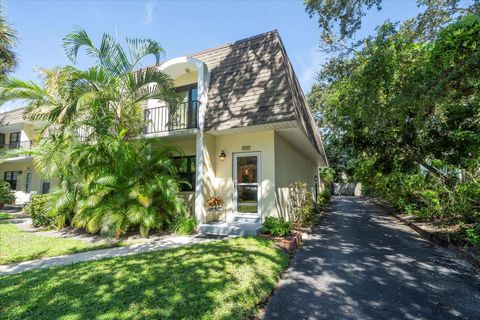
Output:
233,152,261,216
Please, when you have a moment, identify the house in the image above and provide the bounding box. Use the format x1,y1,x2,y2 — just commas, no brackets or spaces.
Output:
0,30,327,235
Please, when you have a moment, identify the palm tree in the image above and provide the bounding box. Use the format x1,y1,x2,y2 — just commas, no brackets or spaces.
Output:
0,28,187,237
0,6,18,80
1,28,178,138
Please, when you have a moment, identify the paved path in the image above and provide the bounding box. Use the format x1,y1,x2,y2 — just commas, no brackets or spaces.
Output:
0,234,224,275
264,197,480,320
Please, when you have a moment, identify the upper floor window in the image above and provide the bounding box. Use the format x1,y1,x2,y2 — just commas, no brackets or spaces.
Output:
9,132,20,148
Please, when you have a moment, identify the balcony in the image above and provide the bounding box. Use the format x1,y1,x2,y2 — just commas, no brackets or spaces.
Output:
144,100,199,134
0,140,33,150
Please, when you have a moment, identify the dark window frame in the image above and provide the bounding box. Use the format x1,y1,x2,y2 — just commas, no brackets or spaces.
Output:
9,132,21,148
172,155,196,192
4,171,18,190
175,84,198,129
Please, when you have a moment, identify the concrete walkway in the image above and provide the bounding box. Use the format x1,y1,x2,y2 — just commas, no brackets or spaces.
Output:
264,197,480,320
0,233,225,275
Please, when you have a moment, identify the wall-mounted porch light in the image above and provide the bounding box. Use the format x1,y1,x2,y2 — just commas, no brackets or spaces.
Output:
219,150,226,161
17,170,23,175
314,175,318,182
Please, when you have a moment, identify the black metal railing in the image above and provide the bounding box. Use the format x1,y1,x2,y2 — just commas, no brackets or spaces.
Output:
0,140,33,149
144,100,199,134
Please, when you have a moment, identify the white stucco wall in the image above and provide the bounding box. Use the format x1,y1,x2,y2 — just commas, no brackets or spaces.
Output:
212,130,276,221
274,132,319,220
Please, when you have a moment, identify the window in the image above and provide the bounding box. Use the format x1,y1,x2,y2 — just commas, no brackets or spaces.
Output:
25,172,33,193
41,180,51,194
4,171,18,190
9,132,20,148
175,85,198,129
172,156,196,192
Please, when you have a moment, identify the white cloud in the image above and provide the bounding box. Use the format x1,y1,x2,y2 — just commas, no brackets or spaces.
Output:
294,47,325,93
143,1,156,25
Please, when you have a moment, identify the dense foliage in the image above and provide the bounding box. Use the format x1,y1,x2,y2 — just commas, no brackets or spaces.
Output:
25,194,53,227
310,15,480,248
261,217,292,237
0,29,187,237
305,0,479,51
0,180,14,204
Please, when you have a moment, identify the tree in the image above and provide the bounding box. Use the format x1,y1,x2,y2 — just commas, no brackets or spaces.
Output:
305,0,480,52
0,28,187,237
0,4,18,80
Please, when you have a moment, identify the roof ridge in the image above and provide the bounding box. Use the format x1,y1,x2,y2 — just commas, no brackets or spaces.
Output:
189,30,279,58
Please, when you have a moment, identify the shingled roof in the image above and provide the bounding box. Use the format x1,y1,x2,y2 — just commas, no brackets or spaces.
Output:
0,107,26,125
190,31,326,159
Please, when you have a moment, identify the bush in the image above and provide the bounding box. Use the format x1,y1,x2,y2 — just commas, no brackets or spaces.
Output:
318,189,332,209
466,225,480,249
0,181,14,205
261,217,292,237
171,216,197,235
26,194,54,227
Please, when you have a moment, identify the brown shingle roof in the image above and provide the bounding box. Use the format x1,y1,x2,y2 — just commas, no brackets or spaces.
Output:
191,30,326,159
0,107,26,126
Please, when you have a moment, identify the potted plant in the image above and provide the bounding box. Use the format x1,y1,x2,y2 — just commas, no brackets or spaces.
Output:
206,196,224,222
0,181,15,209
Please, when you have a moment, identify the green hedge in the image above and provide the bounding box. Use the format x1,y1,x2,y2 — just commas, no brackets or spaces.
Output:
25,194,53,228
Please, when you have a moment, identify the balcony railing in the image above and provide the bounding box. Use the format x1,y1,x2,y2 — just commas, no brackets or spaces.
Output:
144,100,199,134
0,140,33,149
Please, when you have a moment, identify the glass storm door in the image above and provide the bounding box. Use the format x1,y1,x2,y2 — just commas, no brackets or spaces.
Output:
233,152,261,216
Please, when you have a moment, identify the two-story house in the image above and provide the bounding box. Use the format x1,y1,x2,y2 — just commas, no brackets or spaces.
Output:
0,30,327,235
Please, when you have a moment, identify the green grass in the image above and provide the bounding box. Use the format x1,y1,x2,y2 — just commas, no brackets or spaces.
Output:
0,212,14,220
0,222,121,264
0,237,290,320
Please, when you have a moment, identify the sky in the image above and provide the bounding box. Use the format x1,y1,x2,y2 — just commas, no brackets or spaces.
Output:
2,0,422,112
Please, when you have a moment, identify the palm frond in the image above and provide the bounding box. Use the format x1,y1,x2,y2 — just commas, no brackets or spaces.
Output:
63,27,99,64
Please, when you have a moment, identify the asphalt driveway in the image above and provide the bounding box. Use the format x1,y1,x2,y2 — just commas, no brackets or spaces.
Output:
263,197,480,320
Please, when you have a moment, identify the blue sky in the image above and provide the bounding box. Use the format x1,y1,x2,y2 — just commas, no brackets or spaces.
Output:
2,0,421,111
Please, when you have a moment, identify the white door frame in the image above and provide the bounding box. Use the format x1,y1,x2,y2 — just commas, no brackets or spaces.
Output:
24,170,34,194
233,152,261,218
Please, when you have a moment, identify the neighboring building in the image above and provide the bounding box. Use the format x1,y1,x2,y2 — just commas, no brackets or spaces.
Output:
0,108,50,204
0,30,328,235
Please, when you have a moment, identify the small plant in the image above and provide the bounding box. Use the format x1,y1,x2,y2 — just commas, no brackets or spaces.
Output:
466,225,480,249
0,181,15,208
207,196,224,208
171,216,197,235
261,217,292,237
25,194,54,227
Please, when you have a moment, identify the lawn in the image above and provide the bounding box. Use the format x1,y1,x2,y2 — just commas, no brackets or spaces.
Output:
0,237,290,320
0,212,14,220
0,222,119,264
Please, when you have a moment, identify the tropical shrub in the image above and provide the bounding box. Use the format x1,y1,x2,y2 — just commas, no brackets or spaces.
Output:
26,194,53,227
46,136,186,237
171,215,197,235
0,181,14,205
261,217,292,237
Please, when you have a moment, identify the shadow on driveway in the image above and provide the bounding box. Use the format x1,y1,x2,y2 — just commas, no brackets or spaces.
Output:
263,196,480,320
